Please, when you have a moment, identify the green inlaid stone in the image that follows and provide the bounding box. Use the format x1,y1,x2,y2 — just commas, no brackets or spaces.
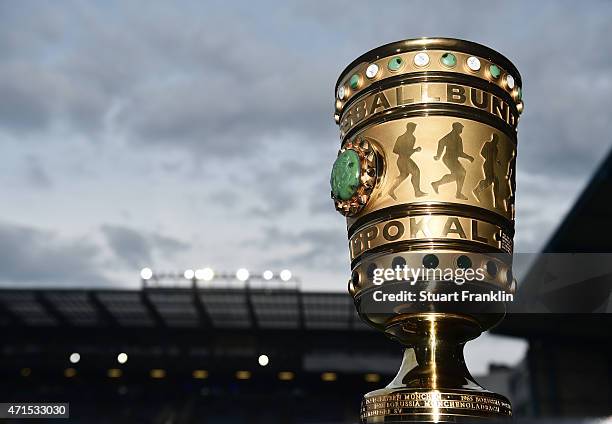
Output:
517,86,522,100
388,56,403,71
331,149,361,201
349,74,360,89
489,64,501,79
441,52,457,67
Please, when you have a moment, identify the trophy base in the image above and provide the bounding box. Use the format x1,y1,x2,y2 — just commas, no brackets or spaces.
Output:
359,313,512,423
361,388,512,423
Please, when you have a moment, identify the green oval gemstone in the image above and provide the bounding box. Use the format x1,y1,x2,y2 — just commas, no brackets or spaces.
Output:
517,86,522,100
489,64,501,79
331,149,361,201
441,52,457,67
349,74,360,89
387,56,403,71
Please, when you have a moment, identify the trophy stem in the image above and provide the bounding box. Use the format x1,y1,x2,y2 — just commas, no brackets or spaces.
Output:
387,313,483,392
360,313,512,422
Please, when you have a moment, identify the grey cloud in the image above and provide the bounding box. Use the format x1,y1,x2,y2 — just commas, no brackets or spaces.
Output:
309,193,333,216
208,189,237,208
0,3,66,61
0,1,337,157
0,221,108,285
284,228,347,271
240,157,324,218
0,0,610,173
115,60,334,158
252,225,347,271
24,154,52,189
247,188,296,218
101,224,189,268
101,225,151,268
0,63,57,132
0,60,114,137
151,233,190,256
308,159,338,216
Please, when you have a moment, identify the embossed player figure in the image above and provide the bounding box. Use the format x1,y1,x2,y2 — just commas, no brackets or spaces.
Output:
431,122,474,200
388,122,427,199
473,133,501,206
497,151,516,214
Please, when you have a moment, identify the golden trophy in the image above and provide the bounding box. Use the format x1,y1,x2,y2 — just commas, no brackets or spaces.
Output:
330,38,523,422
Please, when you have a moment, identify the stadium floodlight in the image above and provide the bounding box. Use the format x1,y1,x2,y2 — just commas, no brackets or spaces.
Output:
235,370,251,380
117,352,128,364
280,269,292,281
321,372,337,382
258,354,269,367
184,269,195,279
140,267,153,280
192,370,208,379
195,267,214,281
202,267,214,281
107,368,122,378
69,353,80,364
150,369,166,379
262,270,274,280
236,268,250,282
364,373,381,383
278,371,294,381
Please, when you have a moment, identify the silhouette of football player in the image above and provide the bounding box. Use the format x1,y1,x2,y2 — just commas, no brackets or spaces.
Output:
388,122,427,200
473,133,501,205
431,122,474,200
496,150,516,213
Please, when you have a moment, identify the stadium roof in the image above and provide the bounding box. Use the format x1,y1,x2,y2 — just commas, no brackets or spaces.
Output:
540,148,612,253
0,286,372,332
494,148,612,339
0,286,399,380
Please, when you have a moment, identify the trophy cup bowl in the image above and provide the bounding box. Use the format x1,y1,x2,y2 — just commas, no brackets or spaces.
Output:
330,38,523,422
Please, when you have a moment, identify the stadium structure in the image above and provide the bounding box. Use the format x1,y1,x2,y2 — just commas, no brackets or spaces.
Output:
0,272,398,423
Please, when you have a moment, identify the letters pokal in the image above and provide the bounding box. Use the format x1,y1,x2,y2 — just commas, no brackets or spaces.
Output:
330,38,523,422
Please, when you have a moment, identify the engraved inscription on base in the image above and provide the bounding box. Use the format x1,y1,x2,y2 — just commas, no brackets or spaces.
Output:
361,391,512,419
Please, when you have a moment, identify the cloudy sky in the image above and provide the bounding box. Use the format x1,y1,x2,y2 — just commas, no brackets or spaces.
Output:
1,1,610,370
